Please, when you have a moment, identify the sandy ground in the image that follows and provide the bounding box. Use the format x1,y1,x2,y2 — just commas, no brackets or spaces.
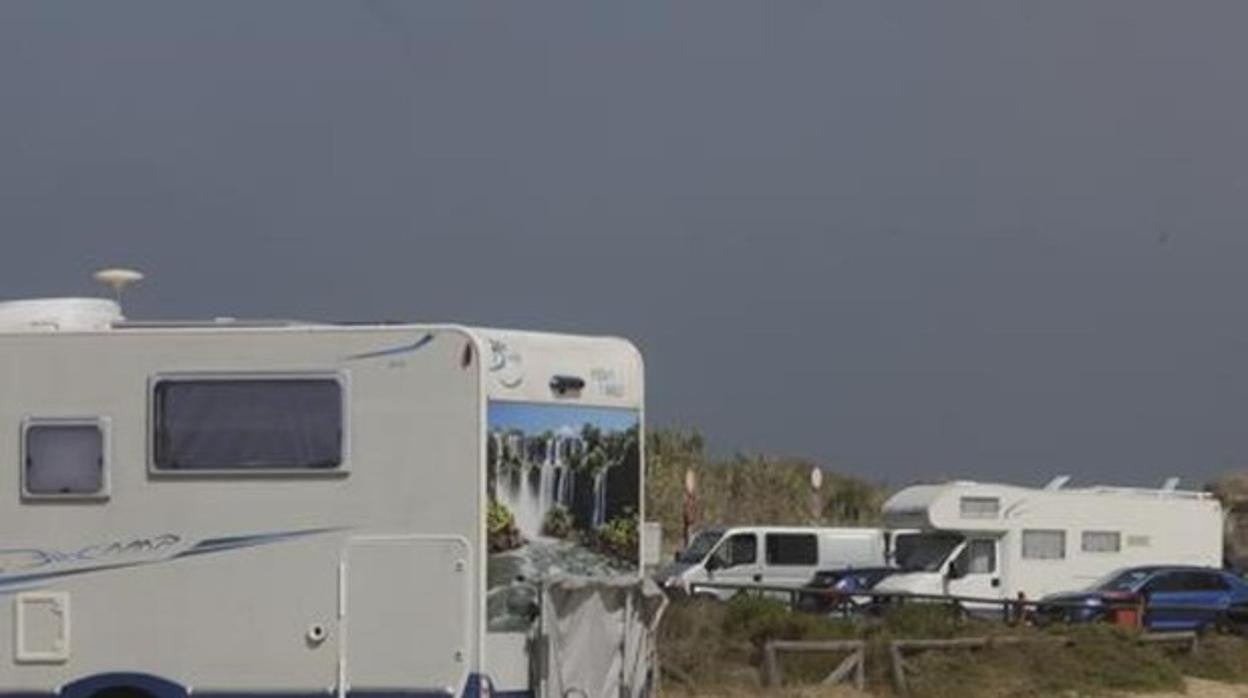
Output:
664,677,1248,697
1131,678,1248,698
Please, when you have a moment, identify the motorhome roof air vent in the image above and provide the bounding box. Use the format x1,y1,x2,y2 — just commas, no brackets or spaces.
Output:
0,298,123,332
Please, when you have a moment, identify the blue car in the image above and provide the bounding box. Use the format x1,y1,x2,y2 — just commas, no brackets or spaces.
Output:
1038,566,1248,631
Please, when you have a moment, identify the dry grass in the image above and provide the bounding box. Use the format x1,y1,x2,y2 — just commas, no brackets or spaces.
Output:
662,685,871,698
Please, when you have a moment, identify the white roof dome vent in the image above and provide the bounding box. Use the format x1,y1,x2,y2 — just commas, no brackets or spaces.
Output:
0,298,123,332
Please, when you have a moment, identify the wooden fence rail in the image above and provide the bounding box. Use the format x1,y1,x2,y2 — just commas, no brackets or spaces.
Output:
762,639,867,691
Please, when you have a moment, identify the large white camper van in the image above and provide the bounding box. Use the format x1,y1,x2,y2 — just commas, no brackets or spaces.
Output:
0,295,651,698
873,479,1224,603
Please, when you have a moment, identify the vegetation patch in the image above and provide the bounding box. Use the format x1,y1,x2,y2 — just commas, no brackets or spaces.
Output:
658,595,1248,697
645,429,886,557
1173,634,1248,683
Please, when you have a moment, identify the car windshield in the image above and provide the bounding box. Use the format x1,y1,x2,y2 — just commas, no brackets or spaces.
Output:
1090,568,1153,593
676,530,725,564
894,533,963,572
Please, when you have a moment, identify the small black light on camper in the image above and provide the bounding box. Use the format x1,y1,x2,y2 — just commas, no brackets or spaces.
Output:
549,374,585,396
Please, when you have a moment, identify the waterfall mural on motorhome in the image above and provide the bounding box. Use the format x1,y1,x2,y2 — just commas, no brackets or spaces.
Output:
486,402,640,631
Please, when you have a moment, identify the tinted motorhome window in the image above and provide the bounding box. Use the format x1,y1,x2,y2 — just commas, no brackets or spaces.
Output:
153,379,343,470
25,423,104,495
765,534,818,566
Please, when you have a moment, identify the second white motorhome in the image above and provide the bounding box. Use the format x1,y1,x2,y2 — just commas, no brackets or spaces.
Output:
873,478,1224,603
657,526,905,599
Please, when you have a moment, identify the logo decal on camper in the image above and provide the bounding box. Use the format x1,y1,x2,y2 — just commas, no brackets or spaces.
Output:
0,527,341,593
488,338,524,389
0,534,183,574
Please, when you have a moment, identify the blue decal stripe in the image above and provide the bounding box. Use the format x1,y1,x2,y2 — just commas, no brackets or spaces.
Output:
0,560,156,592
347,333,435,361
175,527,342,558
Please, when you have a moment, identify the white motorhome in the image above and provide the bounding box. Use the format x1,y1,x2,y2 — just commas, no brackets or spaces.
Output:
0,295,651,698
657,526,902,599
874,478,1224,603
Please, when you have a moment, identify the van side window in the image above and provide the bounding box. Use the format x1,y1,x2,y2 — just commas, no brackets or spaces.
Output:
23,419,108,498
152,377,344,472
712,533,757,568
765,533,818,566
1021,530,1066,560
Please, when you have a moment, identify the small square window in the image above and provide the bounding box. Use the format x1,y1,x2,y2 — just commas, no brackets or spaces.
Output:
23,419,107,498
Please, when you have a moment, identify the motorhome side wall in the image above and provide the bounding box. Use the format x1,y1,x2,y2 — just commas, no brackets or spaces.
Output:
923,485,1224,599
0,325,483,695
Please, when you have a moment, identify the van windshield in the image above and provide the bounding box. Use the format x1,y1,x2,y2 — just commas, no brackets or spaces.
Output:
676,530,725,564
894,533,963,572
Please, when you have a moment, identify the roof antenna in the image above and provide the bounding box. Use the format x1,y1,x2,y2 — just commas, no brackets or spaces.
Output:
93,268,145,308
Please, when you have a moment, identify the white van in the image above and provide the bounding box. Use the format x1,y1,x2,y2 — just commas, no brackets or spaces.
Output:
657,526,901,600
873,478,1224,605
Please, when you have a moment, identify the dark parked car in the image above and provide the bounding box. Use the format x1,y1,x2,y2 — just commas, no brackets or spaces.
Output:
1037,565,1248,631
795,566,897,613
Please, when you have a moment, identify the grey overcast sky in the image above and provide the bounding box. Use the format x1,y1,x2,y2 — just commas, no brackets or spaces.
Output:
3,2,1248,487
